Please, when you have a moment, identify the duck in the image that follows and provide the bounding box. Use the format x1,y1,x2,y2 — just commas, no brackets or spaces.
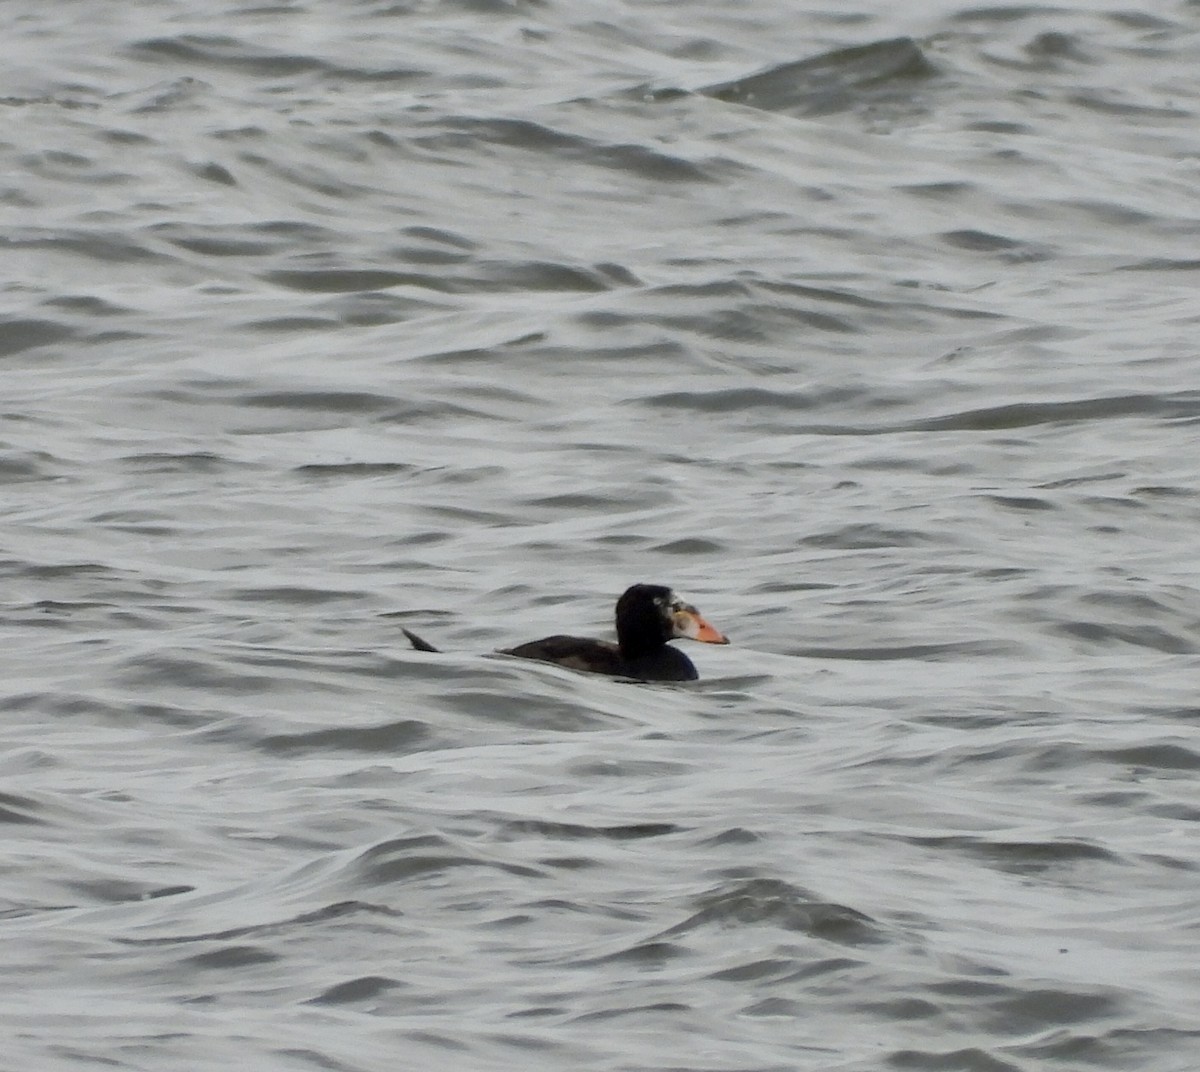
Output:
401,583,728,682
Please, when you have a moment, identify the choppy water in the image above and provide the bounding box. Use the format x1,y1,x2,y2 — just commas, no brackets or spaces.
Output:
4,2,1200,1069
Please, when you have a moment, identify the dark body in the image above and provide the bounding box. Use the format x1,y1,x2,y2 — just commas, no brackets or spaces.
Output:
499,634,700,682
400,583,727,683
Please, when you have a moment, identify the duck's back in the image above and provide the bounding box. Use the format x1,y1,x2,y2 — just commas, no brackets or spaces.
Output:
500,635,624,675
499,635,697,682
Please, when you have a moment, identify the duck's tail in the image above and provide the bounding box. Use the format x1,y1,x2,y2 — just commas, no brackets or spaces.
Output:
401,627,440,653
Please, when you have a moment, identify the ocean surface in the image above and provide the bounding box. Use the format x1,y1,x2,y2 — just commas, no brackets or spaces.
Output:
3,1,1200,1069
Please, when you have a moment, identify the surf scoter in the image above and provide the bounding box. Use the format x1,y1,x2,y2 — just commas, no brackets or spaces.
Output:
401,583,728,682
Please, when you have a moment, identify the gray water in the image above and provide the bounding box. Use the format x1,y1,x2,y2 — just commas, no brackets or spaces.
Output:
3,2,1200,1069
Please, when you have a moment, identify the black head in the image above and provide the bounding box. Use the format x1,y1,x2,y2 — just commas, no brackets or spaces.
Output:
614,584,728,658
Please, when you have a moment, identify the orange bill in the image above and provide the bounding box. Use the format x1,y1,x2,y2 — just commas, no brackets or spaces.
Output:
674,608,729,645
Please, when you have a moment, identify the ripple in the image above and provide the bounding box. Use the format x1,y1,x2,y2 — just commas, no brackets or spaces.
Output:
698,37,936,116
498,819,680,842
665,879,882,944
307,974,404,1005
348,834,544,886
258,719,432,757
186,944,280,968
0,318,76,356
903,834,1122,876
129,35,332,77
0,791,49,826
